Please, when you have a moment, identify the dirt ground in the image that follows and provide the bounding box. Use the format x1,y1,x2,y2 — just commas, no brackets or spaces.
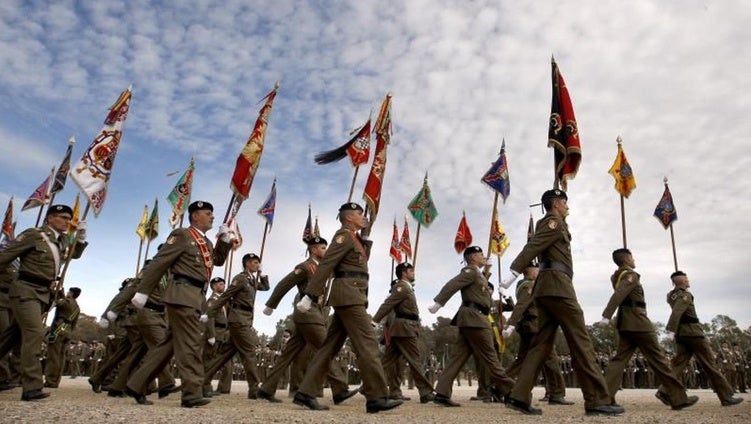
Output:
0,379,748,423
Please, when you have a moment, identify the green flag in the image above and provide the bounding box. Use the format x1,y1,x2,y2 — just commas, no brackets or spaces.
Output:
407,173,439,227
146,198,159,241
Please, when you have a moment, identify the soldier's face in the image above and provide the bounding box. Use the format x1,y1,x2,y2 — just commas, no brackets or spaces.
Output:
47,213,72,233
403,268,415,283
191,209,214,232
245,259,260,272
343,210,367,229
673,275,690,289
212,281,226,294
553,198,569,217
309,244,326,258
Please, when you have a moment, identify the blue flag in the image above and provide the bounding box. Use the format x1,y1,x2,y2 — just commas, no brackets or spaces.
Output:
258,178,277,230
653,181,677,229
481,140,510,202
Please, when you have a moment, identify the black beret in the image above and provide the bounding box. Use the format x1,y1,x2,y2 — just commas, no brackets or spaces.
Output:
541,189,568,204
69,287,81,298
463,246,483,256
210,277,225,285
46,204,73,217
188,201,213,214
395,262,414,277
338,202,364,213
305,236,328,246
670,270,687,279
242,253,261,265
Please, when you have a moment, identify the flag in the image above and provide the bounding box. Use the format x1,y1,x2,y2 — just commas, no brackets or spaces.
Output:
136,204,149,241
302,204,313,242
168,157,195,228
490,210,510,256
70,86,132,217
399,217,412,261
407,173,439,227
481,139,510,202
389,220,403,262
654,181,677,229
1,197,13,241
363,94,392,217
21,171,53,211
230,83,279,200
257,178,277,230
51,137,75,195
232,219,243,251
66,194,81,244
146,199,159,241
527,213,535,242
548,58,581,191
608,139,636,198
314,119,371,167
454,212,473,254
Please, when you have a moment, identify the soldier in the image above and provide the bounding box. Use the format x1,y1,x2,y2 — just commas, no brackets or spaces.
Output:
0,204,87,401
202,277,232,396
126,201,233,407
733,344,747,393
503,265,572,405
44,287,81,388
427,246,515,407
372,262,435,403
717,342,736,391
202,252,268,400
425,351,438,386
294,202,402,413
0,261,21,391
656,271,743,406
258,236,355,404
598,248,697,409
502,190,622,416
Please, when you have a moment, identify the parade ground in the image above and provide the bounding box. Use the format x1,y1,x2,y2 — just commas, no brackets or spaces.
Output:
0,379,747,423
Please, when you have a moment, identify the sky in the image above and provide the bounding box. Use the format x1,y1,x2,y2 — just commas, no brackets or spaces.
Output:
1,0,750,337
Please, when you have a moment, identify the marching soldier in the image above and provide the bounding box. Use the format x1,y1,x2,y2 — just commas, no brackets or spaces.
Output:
372,262,435,404
44,287,81,388
656,271,743,407
126,201,233,407
502,190,622,416
258,236,354,404
428,246,515,407
733,343,747,393
598,248,697,409
0,261,20,391
0,204,88,401
294,202,402,413
202,277,232,396
717,342,736,391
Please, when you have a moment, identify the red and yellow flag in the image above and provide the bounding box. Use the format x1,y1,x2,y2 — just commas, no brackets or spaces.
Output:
389,219,403,262
608,138,636,198
363,93,392,217
453,212,473,254
548,58,581,191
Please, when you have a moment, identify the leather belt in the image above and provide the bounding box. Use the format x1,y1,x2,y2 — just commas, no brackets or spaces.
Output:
462,301,490,316
233,304,253,312
334,271,369,280
215,323,227,328
395,312,419,321
18,272,53,288
680,315,700,324
538,261,573,278
144,301,165,313
620,299,646,308
173,274,206,289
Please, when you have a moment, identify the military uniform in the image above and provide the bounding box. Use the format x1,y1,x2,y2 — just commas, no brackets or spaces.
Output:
601,265,689,407
203,270,268,397
0,222,86,399
135,273,177,393
657,287,738,404
508,210,611,411
717,345,736,390
432,263,515,402
734,346,748,393
126,223,230,405
202,288,232,395
372,278,434,401
44,292,80,387
0,262,21,388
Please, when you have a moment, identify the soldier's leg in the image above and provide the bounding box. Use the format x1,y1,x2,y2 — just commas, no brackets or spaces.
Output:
0,306,14,383
110,327,148,392
509,303,559,406
90,336,130,386
392,337,434,397
474,360,491,399
335,305,389,400
259,327,307,394
692,338,735,402
505,331,532,379
203,339,238,386
167,305,204,402
463,328,514,395
230,324,261,396
43,337,65,386
297,313,348,398
636,332,688,406
435,334,472,399
139,324,176,389
380,341,401,397
10,297,45,394
543,347,567,399
604,333,637,404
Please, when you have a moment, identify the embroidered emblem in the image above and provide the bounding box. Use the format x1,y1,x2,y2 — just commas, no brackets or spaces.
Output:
548,220,558,230
167,236,176,245
335,235,344,244
396,286,403,292
463,268,472,273
294,269,302,275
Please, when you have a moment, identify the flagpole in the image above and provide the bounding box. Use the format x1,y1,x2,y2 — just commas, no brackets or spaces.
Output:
669,223,678,272
412,223,422,270
135,238,145,274
223,193,237,224
257,221,270,282
35,167,56,227
391,258,395,280
619,194,627,248
144,237,153,261
347,166,360,203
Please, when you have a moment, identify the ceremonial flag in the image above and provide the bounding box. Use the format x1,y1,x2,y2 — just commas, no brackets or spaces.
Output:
314,119,371,167
302,204,313,242
136,204,149,241
390,219,403,262
232,220,243,251
51,137,75,195
66,194,81,244
257,178,276,230
363,93,392,217
481,139,510,202
168,157,194,228
230,83,279,200
608,139,636,198
21,171,53,211
490,211,510,256
548,58,581,191
654,181,677,229
1,197,13,241
399,217,412,261
454,212,473,254
71,86,132,217
145,199,159,241
407,173,439,227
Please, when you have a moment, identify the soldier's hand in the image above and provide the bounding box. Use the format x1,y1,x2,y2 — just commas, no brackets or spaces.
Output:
105,310,118,322
499,270,519,289
666,331,675,339
207,337,216,346
428,302,442,314
97,318,109,329
502,325,515,339
262,307,274,316
296,295,313,313
199,314,208,323
217,224,236,243
597,317,610,326
76,221,88,241
131,292,148,309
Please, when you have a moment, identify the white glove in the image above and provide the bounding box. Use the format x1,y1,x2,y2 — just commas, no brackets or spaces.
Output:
296,296,313,313
428,302,442,314
597,317,610,326
666,331,675,339
97,318,109,329
263,306,274,316
105,310,118,322
76,221,88,242
499,270,519,289
217,224,236,243
207,337,216,346
131,292,148,309
502,325,515,338
199,314,208,323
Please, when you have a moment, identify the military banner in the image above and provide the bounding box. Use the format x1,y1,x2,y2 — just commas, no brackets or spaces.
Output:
363,93,392,217
257,178,277,231
167,157,194,228
389,219,403,263
314,118,371,167
548,58,581,191
51,136,75,196
608,137,636,198
407,173,439,227
453,212,473,254
21,171,53,211
481,139,510,202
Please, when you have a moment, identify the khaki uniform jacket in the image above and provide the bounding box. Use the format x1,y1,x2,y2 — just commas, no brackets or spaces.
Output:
136,227,230,311
208,271,269,325
106,278,139,327
305,227,372,307
510,213,575,299
0,225,86,304
507,278,538,333
52,296,80,333
137,274,169,327
0,263,18,309
265,258,325,325
433,265,493,329
372,279,421,338
601,266,654,332
206,291,228,342
666,288,704,336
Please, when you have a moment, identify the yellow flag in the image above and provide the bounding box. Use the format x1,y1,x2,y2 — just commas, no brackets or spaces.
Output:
66,194,81,243
608,140,636,198
490,211,510,257
136,204,149,241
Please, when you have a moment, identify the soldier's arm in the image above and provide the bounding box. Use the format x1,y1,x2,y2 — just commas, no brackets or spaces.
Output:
0,229,36,269
433,270,473,306
205,298,217,338
265,267,305,309
212,239,232,267
106,282,138,315
666,295,690,333
372,288,407,323
70,240,87,259
506,291,533,327
136,230,185,296
509,220,562,274
602,272,639,319
306,233,352,297
256,274,270,291
208,275,244,315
